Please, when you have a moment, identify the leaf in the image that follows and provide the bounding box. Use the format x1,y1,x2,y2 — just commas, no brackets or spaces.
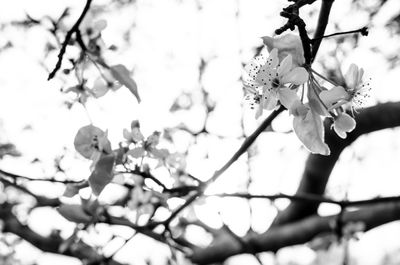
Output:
74,125,112,159
92,77,110,98
110,64,141,103
88,153,116,196
293,109,330,155
127,147,145,158
57,204,92,224
0,143,21,158
63,184,80,198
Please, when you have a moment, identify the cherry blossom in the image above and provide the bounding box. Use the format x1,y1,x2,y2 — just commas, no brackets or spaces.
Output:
319,64,370,112
244,48,308,118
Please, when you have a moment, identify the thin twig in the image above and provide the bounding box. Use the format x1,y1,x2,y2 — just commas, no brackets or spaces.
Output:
311,27,368,43
162,106,285,225
47,0,92,80
0,169,83,184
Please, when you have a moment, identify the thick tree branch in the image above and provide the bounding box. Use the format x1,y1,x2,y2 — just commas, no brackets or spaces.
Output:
0,177,61,207
0,202,125,265
273,101,400,226
190,201,400,264
311,0,334,61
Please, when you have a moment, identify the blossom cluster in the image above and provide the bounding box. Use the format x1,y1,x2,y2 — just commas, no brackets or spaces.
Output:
243,34,370,155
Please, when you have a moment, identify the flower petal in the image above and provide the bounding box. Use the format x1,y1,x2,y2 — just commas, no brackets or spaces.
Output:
245,58,262,79
289,100,309,118
277,55,293,77
345,64,359,90
281,67,308,85
333,113,356,139
278,88,299,109
266,48,279,69
262,89,278,110
262,34,305,67
319,86,348,106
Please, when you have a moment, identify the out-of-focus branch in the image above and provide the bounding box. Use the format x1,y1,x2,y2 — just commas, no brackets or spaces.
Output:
210,192,400,208
273,101,400,226
0,177,61,207
311,0,334,61
190,201,400,264
159,106,285,226
0,169,82,184
0,202,125,265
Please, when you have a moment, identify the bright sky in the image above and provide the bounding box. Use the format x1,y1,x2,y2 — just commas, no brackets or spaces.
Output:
1,0,400,265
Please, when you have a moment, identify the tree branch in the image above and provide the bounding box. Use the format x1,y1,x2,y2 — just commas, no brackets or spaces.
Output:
311,0,334,61
47,0,92,80
0,202,125,265
190,201,400,264
272,101,400,226
160,106,285,226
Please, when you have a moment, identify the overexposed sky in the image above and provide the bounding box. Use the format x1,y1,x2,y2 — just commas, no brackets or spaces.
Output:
1,0,400,265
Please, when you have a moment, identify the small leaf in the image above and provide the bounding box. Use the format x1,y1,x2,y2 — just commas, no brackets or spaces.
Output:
58,232,77,253
57,204,92,224
127,147,145,158
92,77,110,98
88,153,116,196
293,109,330,155
110,64,141,102
74,125,112,159
0,143,21,158
63,184,80,198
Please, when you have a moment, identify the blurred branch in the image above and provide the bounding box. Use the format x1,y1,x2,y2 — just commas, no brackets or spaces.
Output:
0,169,82,184
160,106,285,226
0,177,61,207
311,0,334,61
210,192,400,208
47,0,92,80
0,202,125,265
190,201,400,264
273,101,400,226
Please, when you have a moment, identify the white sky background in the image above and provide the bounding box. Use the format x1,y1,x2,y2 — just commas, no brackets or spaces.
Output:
1,0,400,264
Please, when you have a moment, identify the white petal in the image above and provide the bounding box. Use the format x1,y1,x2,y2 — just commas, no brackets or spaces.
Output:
345,64,359,89
278,88,299,109
262,89,278,110
266,48,279,69
333,113,356,139
319,86,348,106
281,67,308,85
277,55,293,77
334,126,347,139
245,58,261,76
289,100,309,118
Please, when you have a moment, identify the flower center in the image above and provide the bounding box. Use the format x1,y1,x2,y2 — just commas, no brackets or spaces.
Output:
271,78,280,88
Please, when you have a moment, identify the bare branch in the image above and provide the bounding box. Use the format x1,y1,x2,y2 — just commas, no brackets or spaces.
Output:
47,0,92,80
311,0,334,61
190,201,400,264
273,102,400,226
0,202,125,265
